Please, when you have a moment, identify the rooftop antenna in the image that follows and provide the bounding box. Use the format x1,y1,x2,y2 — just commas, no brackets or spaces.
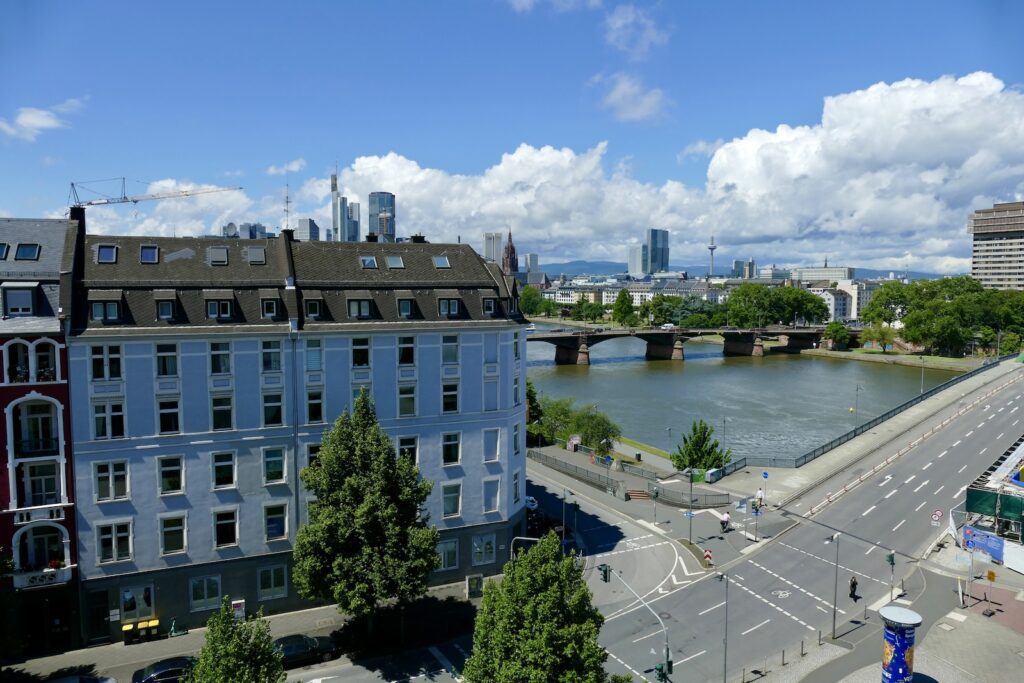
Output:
284,183,291,232
707,234,718,280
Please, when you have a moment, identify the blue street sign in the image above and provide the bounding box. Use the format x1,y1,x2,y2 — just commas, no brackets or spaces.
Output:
751,509,762,517
762,472,769,479
684,511,695,518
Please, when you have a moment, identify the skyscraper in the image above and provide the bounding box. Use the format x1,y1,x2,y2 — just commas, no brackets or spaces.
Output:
501,230,519,275
329,174,361,243
346,202,360,242
627,244,648,278
369,191,396,243
483,232,503,262
293,218,320,241
969,201,1024,290
524,253,539,273
646,228,669,273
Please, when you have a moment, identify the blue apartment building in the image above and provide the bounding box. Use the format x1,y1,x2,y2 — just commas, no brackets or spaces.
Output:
64,218,527,644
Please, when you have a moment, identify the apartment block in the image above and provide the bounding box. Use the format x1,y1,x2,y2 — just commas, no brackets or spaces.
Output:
969,201,1024,290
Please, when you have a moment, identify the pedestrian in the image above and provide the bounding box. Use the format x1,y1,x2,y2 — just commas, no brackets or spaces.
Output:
756,487,765,508
849,575,858,599
721,511,731,533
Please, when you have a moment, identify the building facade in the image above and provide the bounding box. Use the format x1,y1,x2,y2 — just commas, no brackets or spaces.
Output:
627,244,648,278
221,223,270,240
646,229,669,273
0,218,80,655
524,253,539,273
969,201,1024,290
330,174,360,243
809,288,852,322
368,192,396,243
292,218,320,242
65,227,527,645
482,232,502,263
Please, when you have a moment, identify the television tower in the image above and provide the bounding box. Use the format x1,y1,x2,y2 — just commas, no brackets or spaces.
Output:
707,234,718,279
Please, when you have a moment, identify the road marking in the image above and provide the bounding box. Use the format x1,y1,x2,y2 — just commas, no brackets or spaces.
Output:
742,619,771,636
747,560,845,613
862,505,876,516
777,542,888,586
595,541,670,558
699,601,726,616
922,462,933,471
938,450,947,458
954,486,967,499
979,448,987,455
726,576,815,631
988,414,995,420
884,489,897,499
675,650,706,665
952,440,961,447
913,480,929,493
632,629,664,643
958,465,967,474
905,475,916,484
892,519,906,532
428,646,459,680
865,546,877,555
1015,419,1020,426
816,605,828,613
733,574,745,581
998,407,1004,413
934,485,944,495
977,422,985,428
606,651,645,679
878,475,893,487
915,501,927,512
997,433,1004,440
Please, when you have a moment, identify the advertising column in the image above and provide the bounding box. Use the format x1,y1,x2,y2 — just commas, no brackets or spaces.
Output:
878,605,922,683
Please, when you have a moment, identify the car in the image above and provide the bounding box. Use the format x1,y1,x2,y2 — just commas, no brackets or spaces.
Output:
660,323,675,330
273,633,338,669
49,677,116,683
131,656,197,683
524,495,539,511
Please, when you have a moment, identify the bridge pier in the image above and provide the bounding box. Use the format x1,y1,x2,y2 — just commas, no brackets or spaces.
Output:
723,335,765,357
645,339,685,360
554,342,590,365
777,334,819,353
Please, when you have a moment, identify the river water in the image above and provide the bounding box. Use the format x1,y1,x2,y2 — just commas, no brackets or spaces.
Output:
526,325,959,462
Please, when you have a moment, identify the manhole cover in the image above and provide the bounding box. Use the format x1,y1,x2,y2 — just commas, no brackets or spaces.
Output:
659,611,672,620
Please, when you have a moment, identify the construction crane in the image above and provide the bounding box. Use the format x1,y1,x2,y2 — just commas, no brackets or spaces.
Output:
69,176,241,207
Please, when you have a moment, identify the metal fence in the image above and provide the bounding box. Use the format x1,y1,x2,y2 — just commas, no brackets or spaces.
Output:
526,449,622,492
724,355,1016,474
620,462,659,481
646,482,730,508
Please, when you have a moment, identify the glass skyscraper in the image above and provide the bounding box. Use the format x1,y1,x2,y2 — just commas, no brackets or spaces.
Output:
369,191,396,243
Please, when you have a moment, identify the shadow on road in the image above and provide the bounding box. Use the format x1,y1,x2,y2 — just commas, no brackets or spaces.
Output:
525,480,626,556
0,664,100,682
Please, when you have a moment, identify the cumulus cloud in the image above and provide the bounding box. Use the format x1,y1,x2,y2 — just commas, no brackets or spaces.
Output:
678,138,725,161
0,97,86,142
604,4,669,60
507,0,602,13
74,73,1024,275
266,158,306,175
592,72,670,122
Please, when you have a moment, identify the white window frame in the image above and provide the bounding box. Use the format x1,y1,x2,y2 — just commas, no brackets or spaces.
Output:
97,244,118,263
513,423,521,456
90,301,120,322
351,337,370,367
305,338,322,370
258,565,288,601
483,428,500,462
261,299,278,319
210,341,231,375
209,246,229,266
157,299,174,320
441,335,459,364
262,392,283,427
472,532,497,566
140,245,159,264
306,389,323,424
261,340,282,372
439,299,460,316
262,447,286,485
482,477,500,514
398,336,415,366
398,384,416,417
158,512,188,556
93,401,125,440
206,300,233,319
513,375,521,406
398,299,413,318
397,436,418,464
432,255,450,268
348,299,371,318
4,288,33,316
360,255,378,269
94,461,129,502
211,394,233,430
305,299,321,318
442,382,459,414
212,451,236,490
90,345,122,381
212,506,239,549
437,539,458,571
513,469,522,504
158,455,184,496
483,298,496,315
189,575,222,612
96,519,133,564
155,343,178,377
264,502,288,542
441,482,462,518
158,397,180,434
442,432,461,466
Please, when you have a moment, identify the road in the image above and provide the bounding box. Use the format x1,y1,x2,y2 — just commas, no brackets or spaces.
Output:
588,364,1024,681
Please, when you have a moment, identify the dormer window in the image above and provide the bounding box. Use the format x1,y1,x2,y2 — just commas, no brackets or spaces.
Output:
207,300,233,319
3,287,33,316
0,243,8,260
140,245,159,264
91,302,120,322
305,300,321,318
348,299,372,318
209,247,228,266
432,255,450,269
261,299,278,319
398,299,413,318
483,298,496,315
97,245,118,264
248,246,266,265
439,299,460,317
157,300,174,320
386,255,404,268
14,244,40,261
360,255,378,269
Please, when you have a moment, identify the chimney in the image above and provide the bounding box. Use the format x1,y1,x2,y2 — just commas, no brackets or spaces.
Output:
366,233,379,243
410,234,426,244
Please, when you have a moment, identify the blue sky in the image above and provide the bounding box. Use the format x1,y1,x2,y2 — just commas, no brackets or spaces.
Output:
2,0,1023,272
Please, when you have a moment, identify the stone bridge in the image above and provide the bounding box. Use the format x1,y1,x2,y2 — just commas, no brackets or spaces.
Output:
527,326,861,365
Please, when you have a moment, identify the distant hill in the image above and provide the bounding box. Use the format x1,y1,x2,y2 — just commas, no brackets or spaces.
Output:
537,260,946,281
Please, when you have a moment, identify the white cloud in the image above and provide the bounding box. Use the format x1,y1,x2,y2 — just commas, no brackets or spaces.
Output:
0,98,85,142
507,0,601,13
604,4,668,60
72,73,1024,275
593,72,670,122
266,158,307,175
678,138,725,161
222,169,245,178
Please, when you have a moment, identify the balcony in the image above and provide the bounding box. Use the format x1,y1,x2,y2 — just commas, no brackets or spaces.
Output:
12,565,73,590
14,505,66,526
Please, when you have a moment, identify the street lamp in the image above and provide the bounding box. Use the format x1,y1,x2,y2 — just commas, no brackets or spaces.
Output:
919,355,924,394
720,572,730,683
665,426,672,445
825,533,840,639
850,384,864,429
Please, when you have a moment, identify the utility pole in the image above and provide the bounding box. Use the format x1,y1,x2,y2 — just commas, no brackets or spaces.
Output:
651,486,659,524
688,472,695,543
599,565,671,678
827,533,841,639
721,572,729,683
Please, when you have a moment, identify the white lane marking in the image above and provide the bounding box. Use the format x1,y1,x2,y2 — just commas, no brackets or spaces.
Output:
954,486,967,499
958,465,968,473
979,448,987,455
934,485,944,495
938,450,947,458
892,519,906,532
952,440,961,447
733,574,745,581
698,601,726,615
913,480,930,493
922,462,933,471
632,629,665,643
987,414,995,420
884,489,898,499
816,605,829,613
1015,419,1020,426
595,541,670,558
675,650,706,665
878,475,893,488
966,430,974,437
742,618,771,635
998,407,1005,413
977,422,985,428
607,651,645,679
862,505,877,516
865,545,877,555
997,433,1004,440
905,475,916,484
747,559,846,613
777,542,888,586
915,501,927,512
726,576,815,631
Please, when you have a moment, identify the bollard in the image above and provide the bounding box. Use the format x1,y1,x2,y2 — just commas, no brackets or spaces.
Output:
801,639,806,657
782,649,786,666
864,604,868,620
818,629,822,645
901,578,905,596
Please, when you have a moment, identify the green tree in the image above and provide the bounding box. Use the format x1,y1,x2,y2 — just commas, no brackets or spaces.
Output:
861,281,910,325
463,533,621,683
861,322,896,353
293,390,439,626
571,406,622,455
539,299,559,317
611,289,634,327
519,286,543,315
535,396,576,445
776,287,829,325
822,320,850,348
726,283,780,327
671,419,731,471
526,379,542,425
185,598,284,683
999,331,1022,356
585,302,606,323
682,313,711,328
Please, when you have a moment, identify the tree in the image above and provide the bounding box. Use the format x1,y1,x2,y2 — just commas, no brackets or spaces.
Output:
519,286,543,315
611,289,634,327
999,331,1022,356
682,313,711,328
671,419,731,471
822,320,850,348
186,598,284,683
293,390,439,626
538,299,559,317
571,406,622,456
535,396,576,444
861,281,910,325
862,322,896,353
526,379,542,425
726,283,780,328
776,287,829,325
463,533,624,683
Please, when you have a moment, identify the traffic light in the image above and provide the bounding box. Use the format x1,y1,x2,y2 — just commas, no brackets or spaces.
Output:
599,563,611,583
666,658,673,674
651,486,660,500
885,552,895,567
654,663,667,682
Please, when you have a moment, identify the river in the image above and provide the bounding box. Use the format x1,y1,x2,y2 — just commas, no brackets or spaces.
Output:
526,325,960,462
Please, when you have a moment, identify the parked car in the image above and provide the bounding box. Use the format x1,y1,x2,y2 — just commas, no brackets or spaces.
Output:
131,656,196,683
660,323,675,330
273,633,338,669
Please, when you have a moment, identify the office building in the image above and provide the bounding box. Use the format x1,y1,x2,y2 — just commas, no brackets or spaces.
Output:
790,264,854,282
329,175,360,243
63,226,528,644
482,232,502,263
730,260,744,278
969,201,1024,290
369,192,396,243
293,218,320,242
627,245,648,278
222,223,270,240
524,253,539,273
0,217,81,655
646,229,669,273
759,265,792,280
809,288,852,322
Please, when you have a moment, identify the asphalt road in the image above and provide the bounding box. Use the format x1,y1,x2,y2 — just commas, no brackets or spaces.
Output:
591,364,1024,682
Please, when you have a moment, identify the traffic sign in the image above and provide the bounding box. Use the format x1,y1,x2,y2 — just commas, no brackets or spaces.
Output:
703,548,713,564
986,569,997,583
762,471,769,480
683,510,695,518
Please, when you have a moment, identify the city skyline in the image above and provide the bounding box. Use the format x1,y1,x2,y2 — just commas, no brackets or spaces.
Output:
2,2,1023,273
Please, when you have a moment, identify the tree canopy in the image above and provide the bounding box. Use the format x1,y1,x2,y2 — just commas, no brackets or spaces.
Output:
861,322,896,353
292,390,439,620
186,598,284,683
726,283,829,327
671,419,731,471
463,533,627,683
611,289,634,327
822,320,850,347
519,286,544,315
530,395,621,455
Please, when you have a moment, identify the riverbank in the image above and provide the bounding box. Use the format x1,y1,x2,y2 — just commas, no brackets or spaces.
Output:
800,347,980,372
